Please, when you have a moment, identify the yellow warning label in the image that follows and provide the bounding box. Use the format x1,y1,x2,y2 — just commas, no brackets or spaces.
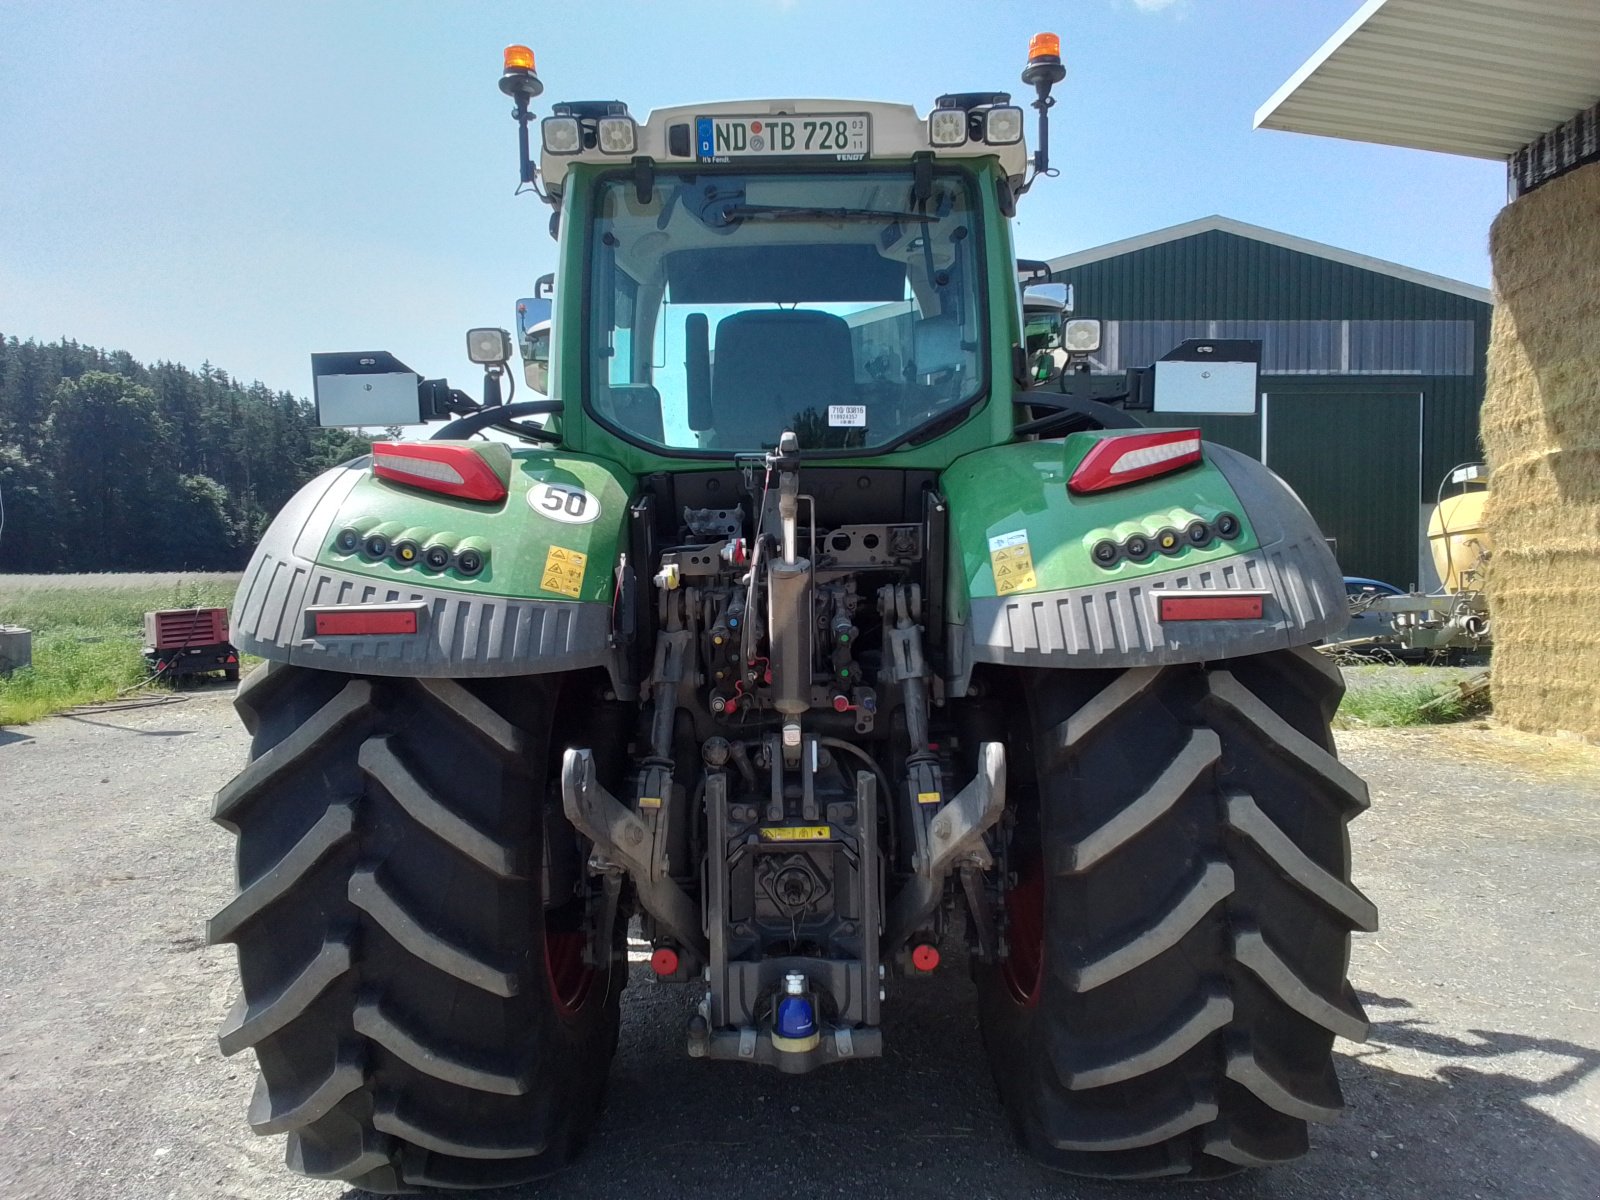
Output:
759,826,833,842
916,791,942,806
638,796,662,810
986,530,1038,596
540,545,587,598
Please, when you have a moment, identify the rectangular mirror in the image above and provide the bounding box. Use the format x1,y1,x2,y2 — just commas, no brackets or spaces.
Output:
1022,281,1071,313
1152,339,1260,416
312,351,424,428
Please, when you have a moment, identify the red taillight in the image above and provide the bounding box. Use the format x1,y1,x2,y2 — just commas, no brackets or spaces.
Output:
911,944,941,972
1068,429,1203,495
313,608,419,636
1158,593,1266,622
372,441,509,503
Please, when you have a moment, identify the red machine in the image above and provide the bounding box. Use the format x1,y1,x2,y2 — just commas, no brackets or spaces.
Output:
143,607,239,681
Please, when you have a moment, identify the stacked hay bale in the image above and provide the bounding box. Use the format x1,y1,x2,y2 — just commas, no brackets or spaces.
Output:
1482,162,1600,740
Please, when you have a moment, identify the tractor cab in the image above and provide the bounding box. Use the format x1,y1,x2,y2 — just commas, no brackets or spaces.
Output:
532,94,1032,456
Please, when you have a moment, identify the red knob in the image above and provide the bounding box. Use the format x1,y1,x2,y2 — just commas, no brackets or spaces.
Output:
650,947,680,976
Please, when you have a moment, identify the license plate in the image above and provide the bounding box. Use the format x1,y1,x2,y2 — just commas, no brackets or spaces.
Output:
696,114,870,161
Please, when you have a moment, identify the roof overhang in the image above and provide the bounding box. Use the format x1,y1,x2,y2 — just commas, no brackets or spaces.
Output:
1255,0,1600,160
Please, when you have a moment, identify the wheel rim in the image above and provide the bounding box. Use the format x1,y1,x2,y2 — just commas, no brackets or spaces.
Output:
544,917,596,1016
1001,854,1045,1007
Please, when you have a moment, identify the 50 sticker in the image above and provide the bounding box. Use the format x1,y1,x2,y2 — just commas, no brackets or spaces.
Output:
528,481,601,524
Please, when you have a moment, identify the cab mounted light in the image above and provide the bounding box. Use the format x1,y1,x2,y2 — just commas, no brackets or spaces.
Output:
928,109,967,148
542,116,582,154
466,327,513,365
1018,32,1065,192
984,105,1024,145
498,44,544,186
1068,429,1203,495
596,115,637,154
1062,318,1102,354
371,441,511,504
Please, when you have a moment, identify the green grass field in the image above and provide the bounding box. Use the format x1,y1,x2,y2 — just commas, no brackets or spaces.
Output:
0,573,240,724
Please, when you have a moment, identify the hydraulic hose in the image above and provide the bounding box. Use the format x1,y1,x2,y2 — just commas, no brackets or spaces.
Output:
819,737,897,852
431,400,562,440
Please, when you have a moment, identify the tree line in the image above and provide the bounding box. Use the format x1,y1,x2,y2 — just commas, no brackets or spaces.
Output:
0,335,372,572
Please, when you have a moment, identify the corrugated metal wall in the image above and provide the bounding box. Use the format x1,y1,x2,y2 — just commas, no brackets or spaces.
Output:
1054,229,1492,583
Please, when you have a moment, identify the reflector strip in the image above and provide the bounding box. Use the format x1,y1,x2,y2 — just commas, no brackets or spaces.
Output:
313,609,419,636
1158,594,1265,622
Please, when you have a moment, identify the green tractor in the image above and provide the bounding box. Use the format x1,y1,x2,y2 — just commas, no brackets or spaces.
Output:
210,35,1373,1191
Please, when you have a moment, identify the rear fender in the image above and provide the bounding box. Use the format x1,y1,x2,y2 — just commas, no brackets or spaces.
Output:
230,447,634,693
940,434,1346,689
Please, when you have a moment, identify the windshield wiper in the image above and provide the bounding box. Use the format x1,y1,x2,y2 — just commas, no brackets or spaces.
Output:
717,204,930,224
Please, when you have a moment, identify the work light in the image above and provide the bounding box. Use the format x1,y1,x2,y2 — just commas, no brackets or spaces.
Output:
1062,318,1102,353
542,116,581,154
466,328,513,365
984,106,1024,145
597,116,636,154
928,109,967,148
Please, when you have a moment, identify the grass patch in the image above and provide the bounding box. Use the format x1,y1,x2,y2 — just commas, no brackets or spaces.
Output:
1335,680,1481,729
0,575,239,724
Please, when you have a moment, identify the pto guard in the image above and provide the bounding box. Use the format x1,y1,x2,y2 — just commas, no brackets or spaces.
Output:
230,460,630,690
945,441,1348,688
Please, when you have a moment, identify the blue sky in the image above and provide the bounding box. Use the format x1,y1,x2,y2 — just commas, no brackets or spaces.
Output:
0,0,1505,397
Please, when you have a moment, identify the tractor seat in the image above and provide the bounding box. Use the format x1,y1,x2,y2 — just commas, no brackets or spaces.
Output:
708,309,856,448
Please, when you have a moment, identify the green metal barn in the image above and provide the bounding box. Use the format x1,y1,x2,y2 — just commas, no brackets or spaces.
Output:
1047,215,1492,588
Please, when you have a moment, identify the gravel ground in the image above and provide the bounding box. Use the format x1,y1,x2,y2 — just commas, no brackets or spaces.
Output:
1,684,1597,1199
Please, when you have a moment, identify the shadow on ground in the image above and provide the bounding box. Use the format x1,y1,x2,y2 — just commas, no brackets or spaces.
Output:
341,969,1600,1200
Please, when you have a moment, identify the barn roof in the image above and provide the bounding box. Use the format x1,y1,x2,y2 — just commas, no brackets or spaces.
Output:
1044,214,1492,305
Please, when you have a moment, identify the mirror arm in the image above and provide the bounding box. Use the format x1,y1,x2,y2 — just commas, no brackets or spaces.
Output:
418,379,483,420
1016,394,1141,436
431,399,562,441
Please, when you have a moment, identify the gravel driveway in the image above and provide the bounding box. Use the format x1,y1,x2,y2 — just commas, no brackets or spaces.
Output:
1,686,1596,1199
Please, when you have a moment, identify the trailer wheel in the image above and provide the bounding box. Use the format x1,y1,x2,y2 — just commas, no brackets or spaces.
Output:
209,663,623,1192
975,648,1374,1178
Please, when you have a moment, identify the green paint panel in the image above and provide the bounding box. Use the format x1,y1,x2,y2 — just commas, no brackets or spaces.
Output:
313,448,633,602
941,434,1258,609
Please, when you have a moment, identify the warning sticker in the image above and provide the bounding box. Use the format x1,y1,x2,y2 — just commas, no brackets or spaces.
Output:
828,404,867,428
916,791,942,806
540,544,587,598
759,826,833,842
987,530,1038,596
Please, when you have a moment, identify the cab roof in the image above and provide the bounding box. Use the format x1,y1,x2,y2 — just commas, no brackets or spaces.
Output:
537,97,1030,194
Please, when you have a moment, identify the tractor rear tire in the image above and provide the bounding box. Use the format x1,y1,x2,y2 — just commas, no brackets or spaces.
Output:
209,662,623,1192
974,647,1374,1179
